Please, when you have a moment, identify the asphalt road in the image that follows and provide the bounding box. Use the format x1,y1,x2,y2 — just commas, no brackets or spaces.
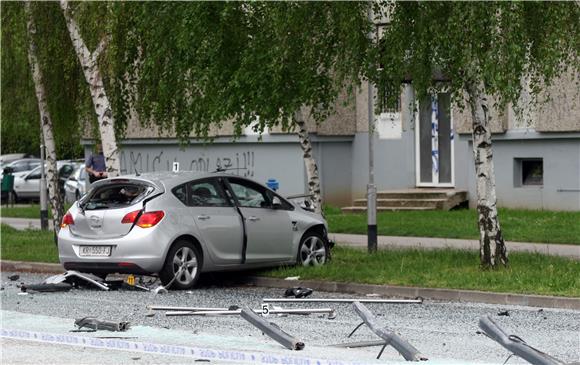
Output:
1,271,579,365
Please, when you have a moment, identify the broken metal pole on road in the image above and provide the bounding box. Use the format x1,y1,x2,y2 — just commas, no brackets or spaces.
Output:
478,316,563,365
352,301,428,361
147,305,229,312
165,308,335,317
240,306,305,351
263,298,423,304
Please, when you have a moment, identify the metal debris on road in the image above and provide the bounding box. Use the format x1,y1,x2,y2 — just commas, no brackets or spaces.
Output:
263,297,423,304
240,306,305,351
165,307,336,317
351,301,428,361
284,287,313,298
478,316,564,365
331,340,388,348
74,317,131,332
147,305,229,311
44,271,109,291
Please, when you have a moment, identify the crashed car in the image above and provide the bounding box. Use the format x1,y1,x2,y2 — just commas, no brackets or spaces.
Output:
58,172,332,289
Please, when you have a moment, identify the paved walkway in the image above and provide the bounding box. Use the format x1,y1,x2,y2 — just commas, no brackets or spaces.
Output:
328,233,579,259
2,217,578,259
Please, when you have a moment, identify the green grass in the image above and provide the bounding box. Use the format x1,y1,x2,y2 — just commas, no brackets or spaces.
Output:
0,204,72,219
2,223,578,297
325,207,580,245
263,246,580,297
0,224,59,263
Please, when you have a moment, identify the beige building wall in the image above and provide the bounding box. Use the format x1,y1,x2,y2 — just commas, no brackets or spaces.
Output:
535,69,580,132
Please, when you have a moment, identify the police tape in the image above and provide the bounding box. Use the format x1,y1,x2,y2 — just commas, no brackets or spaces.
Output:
1,328,366,365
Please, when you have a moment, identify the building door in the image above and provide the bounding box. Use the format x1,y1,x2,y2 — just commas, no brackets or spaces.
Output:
415,93,454,187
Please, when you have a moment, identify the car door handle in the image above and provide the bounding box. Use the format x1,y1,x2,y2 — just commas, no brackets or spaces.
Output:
247,216,260,222
197,215,210,220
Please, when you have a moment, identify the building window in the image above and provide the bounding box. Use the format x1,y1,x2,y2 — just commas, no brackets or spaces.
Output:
514,158,543,187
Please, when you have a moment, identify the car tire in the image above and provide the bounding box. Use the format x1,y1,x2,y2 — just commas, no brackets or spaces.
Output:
297,231,330,267
159,240,201,290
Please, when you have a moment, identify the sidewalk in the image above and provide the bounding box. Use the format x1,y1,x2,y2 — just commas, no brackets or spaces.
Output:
2,216,578,259
328,233,580,259
1,217,54,230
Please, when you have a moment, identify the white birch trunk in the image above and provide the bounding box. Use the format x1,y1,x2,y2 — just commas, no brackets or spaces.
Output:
25,2,64,233
60,0,120,176
294,110,323,215
465,80,508,268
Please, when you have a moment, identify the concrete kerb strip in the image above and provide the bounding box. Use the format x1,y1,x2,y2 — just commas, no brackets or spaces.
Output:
2,260,579,310
243,277,580,311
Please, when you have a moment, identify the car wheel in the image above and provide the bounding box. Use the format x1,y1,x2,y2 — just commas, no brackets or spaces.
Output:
297,232,329,267
159,240,201,290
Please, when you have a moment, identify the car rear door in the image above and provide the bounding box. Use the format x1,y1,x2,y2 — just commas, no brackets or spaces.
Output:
226,177,294,263
180,177,243,265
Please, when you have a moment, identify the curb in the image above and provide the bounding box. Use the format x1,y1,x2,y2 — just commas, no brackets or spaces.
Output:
2,260,578,310
1,260,63,274
242,277,580,311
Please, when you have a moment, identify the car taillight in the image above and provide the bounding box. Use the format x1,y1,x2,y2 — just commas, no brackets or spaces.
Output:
121,210,141,224
61,213,74,228
136,211,164,228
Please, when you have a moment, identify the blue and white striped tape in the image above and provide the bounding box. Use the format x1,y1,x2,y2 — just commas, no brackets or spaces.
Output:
1,328,368,365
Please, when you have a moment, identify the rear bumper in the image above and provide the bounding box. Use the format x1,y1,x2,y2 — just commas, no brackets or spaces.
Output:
58,225,171,274
63,262,150,275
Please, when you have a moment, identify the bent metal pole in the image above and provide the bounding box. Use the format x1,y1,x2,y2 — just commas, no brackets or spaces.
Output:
262,298,422,304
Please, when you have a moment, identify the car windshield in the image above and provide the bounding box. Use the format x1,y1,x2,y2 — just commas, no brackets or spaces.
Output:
82,183,152,210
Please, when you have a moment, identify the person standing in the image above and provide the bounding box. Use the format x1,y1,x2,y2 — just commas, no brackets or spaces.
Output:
85,143,108,184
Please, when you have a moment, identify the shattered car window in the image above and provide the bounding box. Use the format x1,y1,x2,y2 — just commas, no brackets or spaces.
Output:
83,183,151,210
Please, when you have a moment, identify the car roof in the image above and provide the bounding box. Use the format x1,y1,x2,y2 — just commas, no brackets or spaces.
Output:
118,171,251,190
7,158,41,165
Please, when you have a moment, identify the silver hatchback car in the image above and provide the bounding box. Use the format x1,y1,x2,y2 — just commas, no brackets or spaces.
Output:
58,172,332,289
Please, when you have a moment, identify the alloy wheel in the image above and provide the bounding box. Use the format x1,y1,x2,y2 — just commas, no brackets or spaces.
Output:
300,236,327,266
172,246,198,286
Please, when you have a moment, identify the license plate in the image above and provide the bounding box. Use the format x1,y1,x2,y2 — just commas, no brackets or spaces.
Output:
79,246,111,257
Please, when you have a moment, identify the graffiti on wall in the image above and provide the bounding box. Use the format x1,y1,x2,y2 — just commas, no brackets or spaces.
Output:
120,150,255,177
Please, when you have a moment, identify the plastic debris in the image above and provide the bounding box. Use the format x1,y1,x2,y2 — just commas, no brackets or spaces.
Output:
284,287,313,298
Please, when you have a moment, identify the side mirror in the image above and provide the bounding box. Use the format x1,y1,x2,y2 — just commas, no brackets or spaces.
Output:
272,196,283,210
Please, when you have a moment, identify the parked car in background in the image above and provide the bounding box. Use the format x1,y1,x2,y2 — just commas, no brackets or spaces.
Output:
0,158,41,180
0,153,32,166
12,161,78,202
58,172,332,289
64,164,87,204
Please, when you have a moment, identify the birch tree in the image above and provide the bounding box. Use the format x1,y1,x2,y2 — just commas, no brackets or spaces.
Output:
111,2,372,213
372,2,579,268
2,2,86,160
23,2,64,232
60,0,120,176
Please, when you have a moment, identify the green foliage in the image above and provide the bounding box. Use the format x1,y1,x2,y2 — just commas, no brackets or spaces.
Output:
1,2,40,156
371,2,580,107
110,2,373,141
1,2,88,159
